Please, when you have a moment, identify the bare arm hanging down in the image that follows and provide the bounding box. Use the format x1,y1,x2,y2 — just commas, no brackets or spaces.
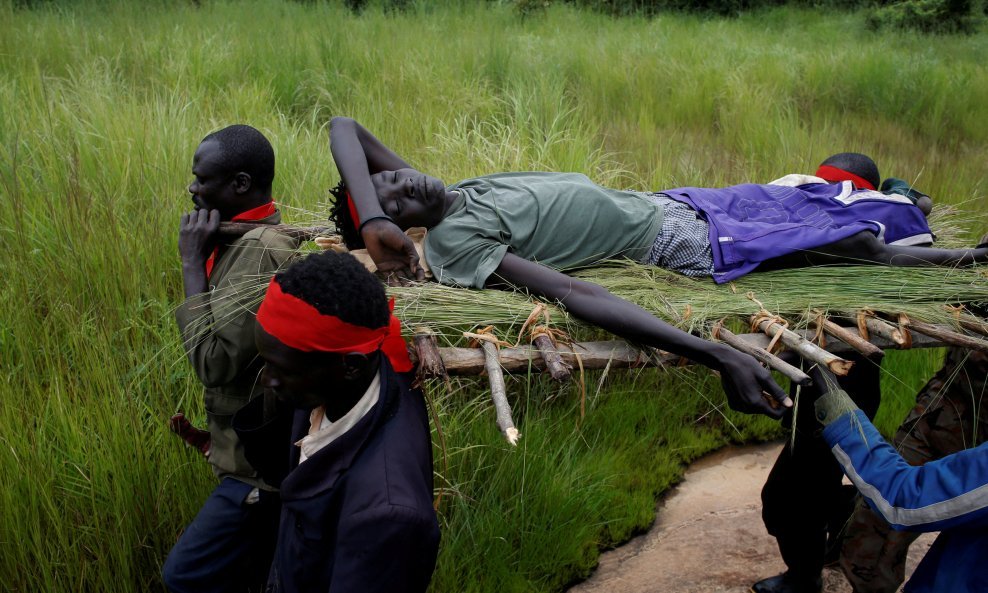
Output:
492,253,791,416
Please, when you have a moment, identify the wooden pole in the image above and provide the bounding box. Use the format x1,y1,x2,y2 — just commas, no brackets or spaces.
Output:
955,314,988,338
860,314,910,347
811,317,884,361
711,323,812,386
478,340,520,446
432,340,674,375
412,327,447,380
754,317,854,376
217,221,332,242
411,332,960,378
903,320,988,353
530,333,572,382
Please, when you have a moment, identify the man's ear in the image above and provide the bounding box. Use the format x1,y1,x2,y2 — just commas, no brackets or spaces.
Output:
232,171,252,194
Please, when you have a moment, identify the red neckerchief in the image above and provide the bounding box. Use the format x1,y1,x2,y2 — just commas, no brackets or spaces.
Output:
257,278,413,372
205,200,277,278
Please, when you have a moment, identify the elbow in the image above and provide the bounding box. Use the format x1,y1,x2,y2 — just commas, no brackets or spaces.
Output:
330,116,354,129
197,370,235,389
553,277,611,307
330,117,356,139
571,279,610,300
849,231,888,262
190,359,238,388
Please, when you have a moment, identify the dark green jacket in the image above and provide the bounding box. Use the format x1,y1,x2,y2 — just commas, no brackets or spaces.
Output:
175,210,298,489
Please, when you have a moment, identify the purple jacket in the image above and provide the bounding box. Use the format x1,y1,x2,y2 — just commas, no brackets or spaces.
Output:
661,181,933,282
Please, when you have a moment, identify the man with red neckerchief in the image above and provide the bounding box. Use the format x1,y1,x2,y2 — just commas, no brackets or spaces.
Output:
164,125,299,593
232,250,439,593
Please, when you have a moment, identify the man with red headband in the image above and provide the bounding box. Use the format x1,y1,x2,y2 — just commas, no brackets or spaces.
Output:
233,250,439,593
753,152,940,593
164,125,299,593
770,151,934,222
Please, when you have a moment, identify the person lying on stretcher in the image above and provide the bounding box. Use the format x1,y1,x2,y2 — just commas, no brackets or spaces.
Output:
329,116,988,419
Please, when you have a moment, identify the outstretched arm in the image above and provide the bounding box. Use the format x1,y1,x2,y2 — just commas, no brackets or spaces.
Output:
329,116,423,279
492,253,792,418
760,230,988,271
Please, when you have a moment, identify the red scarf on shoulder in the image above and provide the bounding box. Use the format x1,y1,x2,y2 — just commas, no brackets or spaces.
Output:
205,201,277,278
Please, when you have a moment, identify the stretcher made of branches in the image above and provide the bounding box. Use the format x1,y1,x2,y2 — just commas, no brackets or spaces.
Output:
408,309,988,446
220,222,988,446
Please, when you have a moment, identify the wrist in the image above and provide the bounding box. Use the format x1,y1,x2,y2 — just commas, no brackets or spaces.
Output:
813,389,857,426
359,216,395,232
182,258,206,270
707,342,741,368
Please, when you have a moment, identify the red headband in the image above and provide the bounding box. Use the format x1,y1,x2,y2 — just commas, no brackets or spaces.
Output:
256,278,412,372
815,165,876,191
346,191,361,228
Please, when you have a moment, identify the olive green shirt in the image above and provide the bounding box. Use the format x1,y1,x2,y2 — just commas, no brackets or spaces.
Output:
175,211,298,489
425,172,664,288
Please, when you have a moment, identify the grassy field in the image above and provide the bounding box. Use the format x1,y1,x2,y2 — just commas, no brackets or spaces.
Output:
0,0,983,591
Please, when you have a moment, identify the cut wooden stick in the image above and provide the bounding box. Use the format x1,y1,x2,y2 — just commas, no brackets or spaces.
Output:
859,313,910,347
753,317,854,376
712,323,812,386
531,333,572,382
812,317,884,361
955,313,988,337
412,327,447,380
902,320,988,353
477,340,520,446
218,221,332,242
895,314,914,349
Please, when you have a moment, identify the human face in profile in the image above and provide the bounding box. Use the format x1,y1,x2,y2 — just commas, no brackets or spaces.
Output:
187,139,243,220
371,168,449,229
255,326,371,419
256,326,342,411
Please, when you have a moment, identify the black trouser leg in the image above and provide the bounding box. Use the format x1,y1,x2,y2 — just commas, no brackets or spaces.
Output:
761,354,881,581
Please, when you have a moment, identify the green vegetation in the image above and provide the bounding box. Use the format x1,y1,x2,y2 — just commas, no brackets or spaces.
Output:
867,0,984,33
526,0,985,31
0,1,985,591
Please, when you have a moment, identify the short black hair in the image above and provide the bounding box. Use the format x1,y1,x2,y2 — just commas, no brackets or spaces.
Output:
274,250,388,329
819,152,880,190
202,124,275,192
328,180,365,249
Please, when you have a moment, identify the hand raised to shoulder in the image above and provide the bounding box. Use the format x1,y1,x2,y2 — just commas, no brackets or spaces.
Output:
178,208,220,266
360,218,424,281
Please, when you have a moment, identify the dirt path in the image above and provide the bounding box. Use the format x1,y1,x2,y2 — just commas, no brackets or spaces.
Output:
568,442,934,593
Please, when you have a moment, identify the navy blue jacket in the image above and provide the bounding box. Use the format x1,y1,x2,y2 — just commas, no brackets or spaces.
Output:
235,361,439,593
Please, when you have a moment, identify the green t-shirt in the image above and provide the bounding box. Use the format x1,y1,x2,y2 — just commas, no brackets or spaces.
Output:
423,172,664,288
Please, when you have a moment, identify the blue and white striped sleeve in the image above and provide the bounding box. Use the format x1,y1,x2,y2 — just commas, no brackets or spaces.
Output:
823,409,988,533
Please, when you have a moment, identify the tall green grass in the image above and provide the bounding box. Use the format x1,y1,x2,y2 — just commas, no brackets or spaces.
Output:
0,1,983,590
